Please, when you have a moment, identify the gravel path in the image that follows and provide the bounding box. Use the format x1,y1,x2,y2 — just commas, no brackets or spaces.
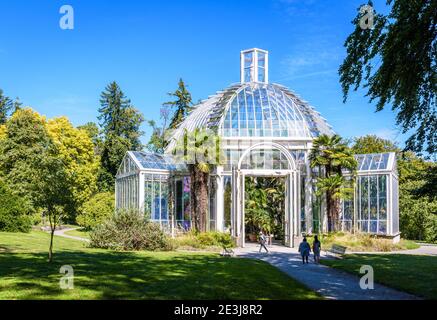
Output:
52,227,89,242
235,243,420,300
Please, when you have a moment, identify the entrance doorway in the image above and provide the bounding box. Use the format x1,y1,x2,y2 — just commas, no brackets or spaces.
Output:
244,176,286,246
230,142,300,248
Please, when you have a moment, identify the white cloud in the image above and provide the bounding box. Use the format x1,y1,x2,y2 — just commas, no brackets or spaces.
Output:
277,46,341,81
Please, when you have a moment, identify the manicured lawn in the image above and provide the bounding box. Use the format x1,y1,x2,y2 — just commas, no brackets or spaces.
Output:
321,254,437,300
64,228,90,239
0,231,320,300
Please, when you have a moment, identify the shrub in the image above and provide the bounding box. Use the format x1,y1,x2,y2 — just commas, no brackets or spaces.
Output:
307,232,420,252
76,192,114,230
89,209,171,251
0,180,32,232
173,231,235,250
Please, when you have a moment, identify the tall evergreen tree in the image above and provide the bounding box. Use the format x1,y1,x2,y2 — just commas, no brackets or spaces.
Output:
164,79,193,129
0,89,13,125
97,82,144,190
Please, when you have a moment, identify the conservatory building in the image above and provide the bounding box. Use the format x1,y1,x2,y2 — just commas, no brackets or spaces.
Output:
115,48,400,247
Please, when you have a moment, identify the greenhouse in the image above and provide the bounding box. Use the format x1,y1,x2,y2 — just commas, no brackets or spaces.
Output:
115,48,400,247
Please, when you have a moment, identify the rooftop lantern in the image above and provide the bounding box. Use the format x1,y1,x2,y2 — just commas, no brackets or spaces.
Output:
240,48,269,84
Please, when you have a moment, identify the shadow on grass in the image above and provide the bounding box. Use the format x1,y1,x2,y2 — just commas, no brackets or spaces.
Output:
0,249,319,300
321,254,437,300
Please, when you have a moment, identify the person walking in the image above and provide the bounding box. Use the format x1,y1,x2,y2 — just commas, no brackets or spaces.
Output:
298,237,311,264
259,231,269,253
312,235,321,264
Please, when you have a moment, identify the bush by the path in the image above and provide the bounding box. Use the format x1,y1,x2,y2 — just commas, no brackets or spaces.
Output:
0,180,32,232
173,231,235,250
76,192,114,230
89,209,171,251
306,232,419,252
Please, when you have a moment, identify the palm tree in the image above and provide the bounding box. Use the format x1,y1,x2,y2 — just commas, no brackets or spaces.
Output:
309,134,357,232
171,128,222,232
315,174,354,232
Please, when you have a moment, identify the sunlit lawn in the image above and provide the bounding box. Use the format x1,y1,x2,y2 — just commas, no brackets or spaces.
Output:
321,254,437,300
64,228,90,239
0,231,320,300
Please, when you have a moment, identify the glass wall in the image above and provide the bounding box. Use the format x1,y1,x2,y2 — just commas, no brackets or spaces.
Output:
357,174,388,234
174,177,191,231
223,176,232,231
144,174,170,228
341,200,353,232
116,174,139,210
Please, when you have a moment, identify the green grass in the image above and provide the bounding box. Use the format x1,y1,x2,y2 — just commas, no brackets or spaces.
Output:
64,228,90,239
0,231,320,300
321,254,437,300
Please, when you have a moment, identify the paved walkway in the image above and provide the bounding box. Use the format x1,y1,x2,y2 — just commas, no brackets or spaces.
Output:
234,243,420,300
52,227,89,242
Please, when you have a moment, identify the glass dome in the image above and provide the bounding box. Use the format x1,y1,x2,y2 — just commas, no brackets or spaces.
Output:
166,82,334,150
221,83,321,138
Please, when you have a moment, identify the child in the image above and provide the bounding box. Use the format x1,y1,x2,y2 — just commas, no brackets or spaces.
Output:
298,237,311,264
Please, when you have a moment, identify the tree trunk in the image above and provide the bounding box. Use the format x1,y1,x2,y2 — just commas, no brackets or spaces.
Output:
190,165,209,233
49,229,55,262
326,191,333,232
189,166,198,231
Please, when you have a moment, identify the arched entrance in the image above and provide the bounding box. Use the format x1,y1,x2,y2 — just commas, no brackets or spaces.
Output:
230,142,300,248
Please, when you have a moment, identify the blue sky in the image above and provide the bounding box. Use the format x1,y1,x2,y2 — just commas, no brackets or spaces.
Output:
0,0,406,146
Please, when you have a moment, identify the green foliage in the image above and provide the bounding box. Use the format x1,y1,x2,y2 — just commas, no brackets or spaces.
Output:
47,117,99,221
245,177,285,237
350,135,399,154
164,79,193,129
171,127,223,232
315,174,354,201
0,89,13,125
196,232,234,248
89,209,171,251
0,108,52,208
146,105,171,153
398,151,437,243
76,192,115,230
309,134,357,232
98,82,144,190
77,122,102,155
0,180,32,232
339,0,436,155
307,232,419,252
173,231,235,250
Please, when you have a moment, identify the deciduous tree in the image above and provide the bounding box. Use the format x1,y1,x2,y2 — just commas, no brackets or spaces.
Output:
339,0,437,155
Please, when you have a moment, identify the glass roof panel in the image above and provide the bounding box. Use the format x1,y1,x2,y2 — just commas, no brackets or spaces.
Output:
131,151,187,172
220,84,314,138
355,153,395,172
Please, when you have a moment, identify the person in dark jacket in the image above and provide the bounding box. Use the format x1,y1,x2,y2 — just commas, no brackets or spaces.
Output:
298,237,311,264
